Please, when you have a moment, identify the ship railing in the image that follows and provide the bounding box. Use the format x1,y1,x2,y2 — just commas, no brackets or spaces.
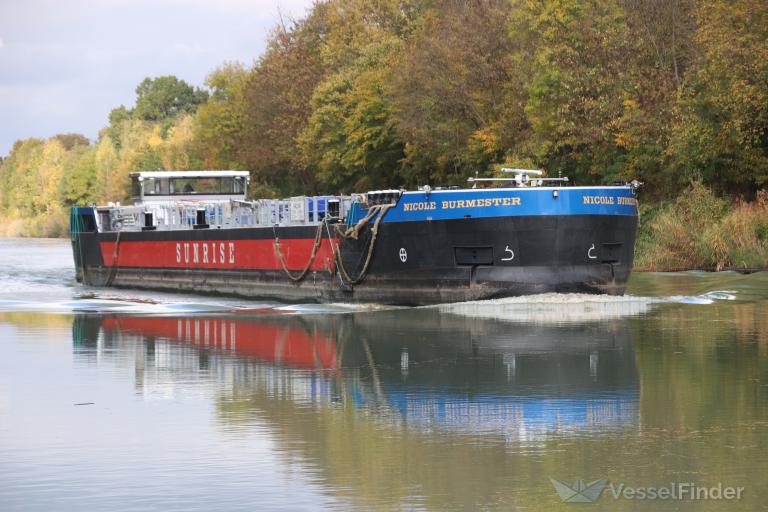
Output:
97,196,356,232
468,168,570,188
467,176,570,187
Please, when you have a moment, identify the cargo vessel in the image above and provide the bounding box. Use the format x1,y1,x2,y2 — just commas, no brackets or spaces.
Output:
70,169,639,305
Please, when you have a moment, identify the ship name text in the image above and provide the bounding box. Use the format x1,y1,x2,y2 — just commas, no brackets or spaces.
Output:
176,241,235,265
584,195,638,206
403,197,522,212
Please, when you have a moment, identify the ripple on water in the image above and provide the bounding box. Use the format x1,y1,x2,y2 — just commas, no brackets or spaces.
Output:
0,288,743,320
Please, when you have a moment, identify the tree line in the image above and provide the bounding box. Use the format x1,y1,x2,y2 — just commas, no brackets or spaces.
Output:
1,0,766,236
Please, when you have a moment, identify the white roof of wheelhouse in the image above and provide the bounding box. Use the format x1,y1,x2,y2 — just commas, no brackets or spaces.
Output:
130,170,250,178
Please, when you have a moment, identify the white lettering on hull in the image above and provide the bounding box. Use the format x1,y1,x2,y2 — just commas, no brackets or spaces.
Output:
175,241,234,266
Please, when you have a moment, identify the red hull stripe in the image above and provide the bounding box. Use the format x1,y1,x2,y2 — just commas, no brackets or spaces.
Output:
102,316,337,369
100,239,337,271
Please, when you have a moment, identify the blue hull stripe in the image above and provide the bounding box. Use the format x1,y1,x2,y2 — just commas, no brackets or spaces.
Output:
357,187,639,223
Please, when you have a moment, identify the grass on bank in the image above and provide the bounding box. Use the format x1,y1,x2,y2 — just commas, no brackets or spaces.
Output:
0,209,69,238
635,182,768,271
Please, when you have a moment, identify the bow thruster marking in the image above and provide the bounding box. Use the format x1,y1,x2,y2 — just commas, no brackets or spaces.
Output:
399,248,408,263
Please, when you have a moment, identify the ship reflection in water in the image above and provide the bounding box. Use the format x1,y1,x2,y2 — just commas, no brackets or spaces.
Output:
73,308,639,442
6,239,768,511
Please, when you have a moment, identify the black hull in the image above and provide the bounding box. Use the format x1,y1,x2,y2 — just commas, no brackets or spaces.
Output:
73,215,638,306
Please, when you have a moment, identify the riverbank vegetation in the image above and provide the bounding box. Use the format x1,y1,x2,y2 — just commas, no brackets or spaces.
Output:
0,0,766,269
636,183,768,270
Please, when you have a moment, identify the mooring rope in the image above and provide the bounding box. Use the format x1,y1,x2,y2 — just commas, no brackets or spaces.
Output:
105,229,122,287
71,213,88,283
274,202,392,286
333,205,380,240
273,221,325,282
330,204,392,286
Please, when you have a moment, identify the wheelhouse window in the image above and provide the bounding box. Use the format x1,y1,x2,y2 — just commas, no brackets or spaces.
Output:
232,177,245,194
142,177,169,195
131,173,248,198
169,177,244,195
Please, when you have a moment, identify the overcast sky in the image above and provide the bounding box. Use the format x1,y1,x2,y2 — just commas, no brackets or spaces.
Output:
0,0,316,156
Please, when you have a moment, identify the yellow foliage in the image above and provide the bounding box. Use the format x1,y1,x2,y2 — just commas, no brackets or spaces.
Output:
94,137,122,202
469,129,499,157
161,115,196,170
147,127,164,148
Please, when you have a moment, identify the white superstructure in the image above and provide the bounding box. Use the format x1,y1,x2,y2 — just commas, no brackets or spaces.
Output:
130,170,251,204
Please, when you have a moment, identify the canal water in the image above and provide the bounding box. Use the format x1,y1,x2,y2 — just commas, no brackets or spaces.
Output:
1,238,767,511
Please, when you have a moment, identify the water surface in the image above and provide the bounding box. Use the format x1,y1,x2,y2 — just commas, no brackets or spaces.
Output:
1,238,767,511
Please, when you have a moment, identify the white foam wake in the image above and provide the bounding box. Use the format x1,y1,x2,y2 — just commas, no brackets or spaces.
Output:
436,290,737,323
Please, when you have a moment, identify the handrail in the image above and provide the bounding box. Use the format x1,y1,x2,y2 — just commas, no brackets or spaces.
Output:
467,177,569,183
467,176,570,188
500,168,544,175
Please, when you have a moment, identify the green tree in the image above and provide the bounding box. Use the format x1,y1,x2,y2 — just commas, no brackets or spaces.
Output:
62,148,97,206
133,76,209,121
240,13,329,194
391,0,519,185
93,135,123,202
160,114,203,170
0,139,45,215
668,0,768,195
300,38,405,192
53,133,90,151
105,106,131,148
194,63,249,169
510,0,632,183
614,0,697,195
240,0,418,194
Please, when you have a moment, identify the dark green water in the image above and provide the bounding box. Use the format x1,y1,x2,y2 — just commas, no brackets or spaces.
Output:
1,238,767,511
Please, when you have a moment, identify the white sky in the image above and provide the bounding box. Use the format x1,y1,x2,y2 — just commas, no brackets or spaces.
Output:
0,0,316,156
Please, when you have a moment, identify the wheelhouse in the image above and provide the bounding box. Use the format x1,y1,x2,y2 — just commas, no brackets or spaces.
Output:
130,171,250,204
